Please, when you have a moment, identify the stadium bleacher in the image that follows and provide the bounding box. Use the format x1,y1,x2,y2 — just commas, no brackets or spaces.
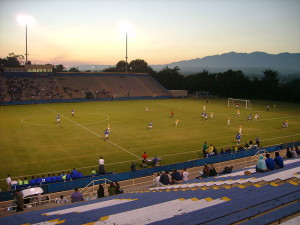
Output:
1,158,299,225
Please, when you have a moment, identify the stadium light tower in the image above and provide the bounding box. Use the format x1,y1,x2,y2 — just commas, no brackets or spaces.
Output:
125,32,128,72
17,15,35,64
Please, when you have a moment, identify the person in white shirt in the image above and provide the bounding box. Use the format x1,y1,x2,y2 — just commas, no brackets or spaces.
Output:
99,156,105,175
6,175,12,191
153,172,162,187
182,169,189,182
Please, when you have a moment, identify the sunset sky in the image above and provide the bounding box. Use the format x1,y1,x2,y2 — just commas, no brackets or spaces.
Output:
0,0,299,67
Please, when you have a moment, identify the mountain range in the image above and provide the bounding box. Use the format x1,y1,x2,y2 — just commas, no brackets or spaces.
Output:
76,52,300,76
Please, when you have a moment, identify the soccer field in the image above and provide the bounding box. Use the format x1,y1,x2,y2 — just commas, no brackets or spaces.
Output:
0,98,299,189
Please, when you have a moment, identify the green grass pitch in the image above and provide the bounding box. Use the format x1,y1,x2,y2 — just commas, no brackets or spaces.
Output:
0,98,299,189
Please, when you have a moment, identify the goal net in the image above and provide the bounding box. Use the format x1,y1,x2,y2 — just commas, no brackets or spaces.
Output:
228,98,252,109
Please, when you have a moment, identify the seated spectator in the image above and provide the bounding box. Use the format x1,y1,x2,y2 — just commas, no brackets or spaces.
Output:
153,172,162,187
66,171,71,180
131,162,136,171
97,184,105,198
159,171,170,185
209,164,217,176
295,146,300,156
115,182,123,194
171,169,183,184
196,164,210,179
213,147,218,155
57,173,62,181
71,188,83,202
220,165,233,174
249,140,254,147
256,155,267,172
291,148,298,158
30,176,36,186
51,173,58,182
286,148,293,158
152,156,159,166
108,182,116,196
220,148,225,154
182,168,189,182
55,195,68,204
274,152,284,168
265,153,275,171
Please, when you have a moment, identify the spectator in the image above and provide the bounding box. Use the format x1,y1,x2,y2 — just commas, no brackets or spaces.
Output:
55,195,68,204
244,142,250,149
97,184,105,198
265,154,275,171
286,148,293,158
131,162,136,172
274,152,284,168
71,188,83,202
6,175,11,191
99,156,105,175
159,171,170,185
182,168,189,182
220,165,233,174
115,182,123,194
108,182,116,196
52,173,58,182
291,147,298,158
213,147,218,155
256,155,267,172
202,142,208,158
153,172,162,187
18,178,23,186
295,146,300,156
209,164,217,176
171,169,183,184
16,192,24,212
66,171,71,180
61,171,66,181
166,171,172,184
255,137,260,147
23,177,29,185
57,173,62,181
202,164,211,178
41,175,46,184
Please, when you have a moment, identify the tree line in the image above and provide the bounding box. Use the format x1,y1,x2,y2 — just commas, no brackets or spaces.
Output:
1,54,299,102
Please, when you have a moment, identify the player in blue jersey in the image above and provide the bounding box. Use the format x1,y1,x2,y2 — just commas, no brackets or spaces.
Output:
148,121,152,129
104,129,109,140
236,133,241,145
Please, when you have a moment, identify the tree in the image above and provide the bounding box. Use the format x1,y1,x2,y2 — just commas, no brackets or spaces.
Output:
129,59,149,73
116,60,128,72
69,67,79,72
103,66,116,72
55,64,65,72
0,53,24,67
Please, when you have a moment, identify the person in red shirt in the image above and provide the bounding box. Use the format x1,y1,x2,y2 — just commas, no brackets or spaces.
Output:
142,152,148,160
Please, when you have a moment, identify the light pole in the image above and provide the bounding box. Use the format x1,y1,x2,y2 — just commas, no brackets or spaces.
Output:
125,32,128,72
17,15,35,64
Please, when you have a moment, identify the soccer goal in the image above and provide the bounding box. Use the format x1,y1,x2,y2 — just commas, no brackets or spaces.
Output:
228,98,252,109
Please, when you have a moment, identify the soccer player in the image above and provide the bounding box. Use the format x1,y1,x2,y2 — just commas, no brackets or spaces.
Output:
236,133,241,145
170,110,174,118
227,117,230,125
148,121,153,129
247,113,252,121
56,114,60,124
210,112,214,119
237,109,240,117
204,113,208,120
71,109,74,117
175,119,179,127
239,125,243,135
107,124,111,132
104,129,109,140
203,105,206,111
145,105,149,112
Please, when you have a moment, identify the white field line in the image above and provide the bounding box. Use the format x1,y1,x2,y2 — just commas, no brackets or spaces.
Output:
40,105,140,160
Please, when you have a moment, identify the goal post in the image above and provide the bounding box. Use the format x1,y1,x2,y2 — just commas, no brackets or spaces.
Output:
228,98,252,109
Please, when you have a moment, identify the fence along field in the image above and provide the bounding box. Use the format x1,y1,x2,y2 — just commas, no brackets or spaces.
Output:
0,98,300,190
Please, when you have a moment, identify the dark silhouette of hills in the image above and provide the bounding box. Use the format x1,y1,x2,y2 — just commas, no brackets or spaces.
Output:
151,52,300,75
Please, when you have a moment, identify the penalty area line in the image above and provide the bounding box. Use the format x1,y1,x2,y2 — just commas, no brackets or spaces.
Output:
39,105,140,159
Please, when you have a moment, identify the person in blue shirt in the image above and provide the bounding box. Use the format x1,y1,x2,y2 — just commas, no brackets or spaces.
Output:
52,173,58,182
148,121,152,129
30,176,36,186
236,133,241,145
57,173,62,181
45,174,52,182
265,153,275,171
35,176,42,185
71,168,79,179
104,129,109,140
274,152,284,168
66,171,72,180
